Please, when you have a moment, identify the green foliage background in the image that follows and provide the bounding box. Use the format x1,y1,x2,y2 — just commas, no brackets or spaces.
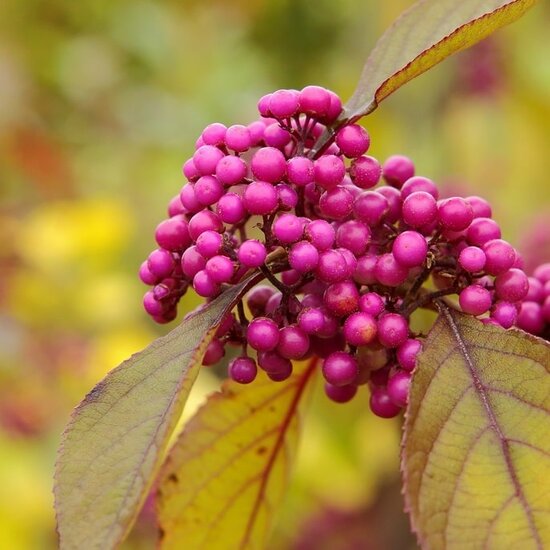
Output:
0,1,548,548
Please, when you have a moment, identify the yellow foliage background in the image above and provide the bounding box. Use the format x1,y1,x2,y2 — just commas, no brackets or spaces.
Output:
0,1,548,548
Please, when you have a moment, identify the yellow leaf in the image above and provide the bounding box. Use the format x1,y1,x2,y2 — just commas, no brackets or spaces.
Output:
157,360,318,549
345,0,537,118
402,307,550,549
54,276,256,550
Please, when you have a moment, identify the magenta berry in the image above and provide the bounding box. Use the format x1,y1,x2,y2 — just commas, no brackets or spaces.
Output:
277,326,310,359
287,156,314,186
147,249,175,279
298,307,325,334
349,156,381,189
377,313,409,348
273,213,304,244
314,155,346,190
229,356,257,384
316,250,349,283
155,216,191,251
459,246,486,273
459,284,492,316
392,231,428,268
188,210,223,241
251,147,286,182
193,270,219,298
335,124,370,158
202,339,225,366
370,388,401,418
247,317,280,351
325,383,358,403
375,253,409,287
319,186,354,220
491,301,518,329
238,240,267,268
387,371,411,407
397,338,422,371
244,181,278,215
401,176,439,200
402,191,437,228
201,122,226,146
288,241,320,274
205,255,234,284
195,230,223,259
438,197,474,231
483,239,516,275
495,268,529,302
343,312,377,346
324,281,360,317
193,145,224,176
216,155,247,185
353,191,389,226
322,352,358,386
359,292,385,317
268,89,300,118
335,220,371,257
305,219,335,251
217,193,246,224
382,155,415,188
467,217,501,246
299,85,331,116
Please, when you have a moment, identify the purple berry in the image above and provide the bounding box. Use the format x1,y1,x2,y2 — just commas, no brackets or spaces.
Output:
516,301,544,335
179,184,201,213
316,250,349,283
335,220,371,257
299,85,331,116
349,156,381,189
305,219,335,251
491,301,518,329
495,268,529,302
287,156,314,186
277,326,310,359
202,339,225,366
397,338,422,371
359,292,385,317
382,155,415,188
314,155,346,190
257,350,291,374
263,123,291,149
370,388,401,418
322,352,358,386
377,186,402,223
526,277,544,302
483,239,516,275
147,249,175,279
392,231,428,268
288,241,320,274
534,263,550,284
465,195,492,218
401,176,439,200
377,313,409,348
181,246,207,278
459,284,492,315
343,312,377,346
201,122,226,146
324,383,357,403
155,216,191,251
195,230,223,259
353,191,389,226
458,246,486,273
251,147,286,182
193,145,224,176
246,285,275,316
188,211,223,241
319,186,354,220
205,255,234,284
229,356,257,384
467,218,501,247
276,183,299,210
194,175,224,206
354,254,378,285
402,191,437,228
438,197,474,231
323,281,360,317
335,124,370,158
217,193,246,224
139,261,159,285
387,371,411,407
247,317,280,351
225,124,251,152
244,181,278,215
273,213,304,244
182,158,200,181
375,253,409,287
216,155,247,185
268,89,300,118
298,307,325,334
193,270,219,297
143,291,165,316
238,239,267,268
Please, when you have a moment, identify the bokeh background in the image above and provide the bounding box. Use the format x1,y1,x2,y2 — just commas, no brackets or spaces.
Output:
1,1,549,548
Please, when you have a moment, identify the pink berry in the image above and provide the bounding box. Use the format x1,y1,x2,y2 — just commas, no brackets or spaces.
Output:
155,216,191,251
288,241,320,274
392,231,428,268
382,155,415,188
277,326,310,359
287,156,314,186
459,246,486,273
359,292,385,317
377,313,409,348
299,85,331,116
238,239,267,268
201,123,227,146
319,186,354,220
322,352,358,386
324,383,357,403
483,239,516,275
343,312,377,346
314,155,346,190
495,268,529,303
305,219,335,251
216,155,247,185
335,220,371,257
402,191,437,228
193,145,224,176
335,124,370,158
375,254,409,287
467,218,501,246
217,193,246,224
459,285,492,315
244,181,278,215
273,213,304,244
397,339,422,371
229,356,257,384
324,281,360,317
251,147,286,182
247,317,280,351
387,371,411,407
349,156,382,189
401,176,439,200
370,388,401,418
438,197,474,231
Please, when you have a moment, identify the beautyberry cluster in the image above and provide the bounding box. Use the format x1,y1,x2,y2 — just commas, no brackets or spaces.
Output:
139,85,535,418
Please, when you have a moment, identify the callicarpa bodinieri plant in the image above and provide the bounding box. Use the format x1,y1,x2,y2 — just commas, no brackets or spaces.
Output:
55,1,549,549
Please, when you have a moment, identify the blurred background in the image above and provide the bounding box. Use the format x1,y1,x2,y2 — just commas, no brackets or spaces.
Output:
0,1,549,548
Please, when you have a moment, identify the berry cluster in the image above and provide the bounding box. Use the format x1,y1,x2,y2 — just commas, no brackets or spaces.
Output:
516,263,550,339
139,85,535,418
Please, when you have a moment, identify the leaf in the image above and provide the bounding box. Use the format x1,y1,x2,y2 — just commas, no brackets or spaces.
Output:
402,306,550,550
344,0,537,119
54,275,258,550
157,359,318,549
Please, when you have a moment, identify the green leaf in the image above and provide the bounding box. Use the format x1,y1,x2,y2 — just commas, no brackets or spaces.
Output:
157,360,318,549
54,275,257,550
402,306,550,549
345,0,537,119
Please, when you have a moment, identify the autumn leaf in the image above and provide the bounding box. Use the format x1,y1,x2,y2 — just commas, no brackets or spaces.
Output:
54,275,258,550
402,306,550,549
157,359,318,549
344,0,537,119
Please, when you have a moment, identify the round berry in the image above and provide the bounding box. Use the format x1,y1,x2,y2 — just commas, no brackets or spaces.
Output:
387,371,411,407
247,317,280,351
181,246,206,278
201,122,227,146
202,339,225,366
401,176,439,200
465,195,492,218
316,250,349,283
324,281,360,317
139,261,159,285
322,352,358,386
229,356,257,384
382,155,415,188
402,191,438,228
516,301,544,335
217,193,246,224
155,216,191,251
375,254,409,287
225,124,251,152
298,307,325,334
353,191,389,226
273,213,304,244
287,156,314,186
194,175,224,206
299,85,331,116
314,155,346,190
216,155,247,185
495,268,529,302
370,388,401,418
534,263,550,284
335,124,370,158
193,270,219,297
359,292,385,317
188,211,223,241
467,218,501,246
205,255,234,284
244,181,278,215
319,186,354,220
182,158,200,181
251,147,286,182
305,219,335,251
288,241,320,274
238,239,267,268
277,326,310,359
353,254,378,285
246,286,275,317
491,301,518,329
397,339,422,371
147,249,175,279
179,184,201,212
195,230,223,259
458,246,486,273
392,231,428,268
349,156,381,189
193,145,224,176
377,313,409,348
459,284,492,316
336,220,371,257
268,89,300,118
143,291,165,316
377,186,402,223
438,197,474,231
483,239,516,275
343,312,377,346
324,383,357,403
